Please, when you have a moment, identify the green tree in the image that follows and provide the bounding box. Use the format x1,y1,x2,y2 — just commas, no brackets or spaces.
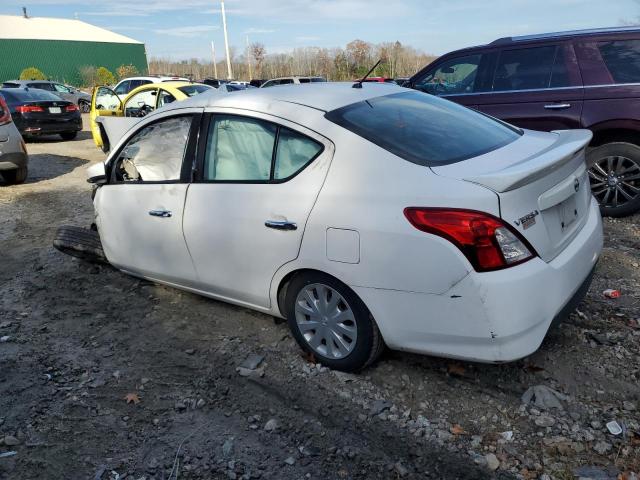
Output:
116,64,139,80
96,67,116,85
19,67,46,80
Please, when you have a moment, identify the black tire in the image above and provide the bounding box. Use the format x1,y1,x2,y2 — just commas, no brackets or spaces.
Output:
587,142,640,217
53,225,108,264
2,166,28,185
60,131,78,141
285,272,384,372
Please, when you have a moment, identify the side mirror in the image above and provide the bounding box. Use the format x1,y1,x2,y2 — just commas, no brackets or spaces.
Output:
441,66,455,74
87,162,107,185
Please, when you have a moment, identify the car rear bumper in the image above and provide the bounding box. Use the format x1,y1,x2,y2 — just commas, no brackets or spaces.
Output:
352,196,603,363
16,116,82,135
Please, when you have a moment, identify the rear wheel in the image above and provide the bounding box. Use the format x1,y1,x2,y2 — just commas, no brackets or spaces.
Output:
1,166,27,185
587,142,640,217
60,131,78,141
285,272,384,372
53,225,107,264
79,100,90,113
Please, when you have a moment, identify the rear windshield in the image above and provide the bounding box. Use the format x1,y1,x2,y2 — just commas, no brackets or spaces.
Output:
177,84,212,97
325,91,521,166
3,89,62,103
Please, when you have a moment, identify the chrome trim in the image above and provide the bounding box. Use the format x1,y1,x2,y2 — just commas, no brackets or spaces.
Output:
149,210,172,218
544,103,572,110
437,82,640,98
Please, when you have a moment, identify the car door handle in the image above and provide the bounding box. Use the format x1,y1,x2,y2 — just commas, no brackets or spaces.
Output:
149,209,172,218
265,220,297,231
544,103,571,110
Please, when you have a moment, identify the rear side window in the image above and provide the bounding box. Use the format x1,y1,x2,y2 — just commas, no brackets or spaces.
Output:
325,91,521,166
280,79,294,85
1,83,20,88
598,39,640,84
299,78,311,83
203,115,324,181
493,46,568,91
274,129,322,179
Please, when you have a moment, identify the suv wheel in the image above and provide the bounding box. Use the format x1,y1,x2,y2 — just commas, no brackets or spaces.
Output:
1,166,28,185
587,142,640,217
285,272,384,372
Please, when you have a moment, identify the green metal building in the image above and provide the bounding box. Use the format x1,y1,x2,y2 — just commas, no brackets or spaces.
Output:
0,14,148,86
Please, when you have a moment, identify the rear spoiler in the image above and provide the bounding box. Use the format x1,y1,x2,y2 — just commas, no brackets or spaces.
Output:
461,129,593,192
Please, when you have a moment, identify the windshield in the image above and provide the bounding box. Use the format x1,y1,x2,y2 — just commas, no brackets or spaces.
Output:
178,84,212,97
325,91,521,166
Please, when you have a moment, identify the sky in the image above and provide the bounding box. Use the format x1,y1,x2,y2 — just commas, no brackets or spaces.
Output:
1,0,638,60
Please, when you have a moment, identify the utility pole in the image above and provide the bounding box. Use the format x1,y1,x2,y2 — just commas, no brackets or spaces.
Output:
211,41,218,78
220,0,233,79
245,35,252,81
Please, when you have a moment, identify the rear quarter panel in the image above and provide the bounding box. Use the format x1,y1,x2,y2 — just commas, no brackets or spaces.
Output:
271,120,501,299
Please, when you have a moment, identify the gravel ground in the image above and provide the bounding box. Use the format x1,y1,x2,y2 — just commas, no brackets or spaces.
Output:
0,117,638,480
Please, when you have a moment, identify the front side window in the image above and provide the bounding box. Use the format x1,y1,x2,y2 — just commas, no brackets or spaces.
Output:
493,46,560,91
414,54,482,95
54,84,71,93
598,39,640,84
325,91,520,166
280,79,294,85
124,89,157,117
157,90,176,108
114,116,192,182
203,115,324,181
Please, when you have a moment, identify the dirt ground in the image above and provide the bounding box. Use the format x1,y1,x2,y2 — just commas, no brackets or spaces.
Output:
0,117,638,480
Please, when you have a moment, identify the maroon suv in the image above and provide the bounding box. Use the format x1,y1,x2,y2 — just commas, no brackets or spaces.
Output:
407,27,640,217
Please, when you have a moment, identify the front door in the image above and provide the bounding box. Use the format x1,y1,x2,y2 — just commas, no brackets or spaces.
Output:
90,86,123,149
474,44,585,131
95,113,200,285
183,112,333,308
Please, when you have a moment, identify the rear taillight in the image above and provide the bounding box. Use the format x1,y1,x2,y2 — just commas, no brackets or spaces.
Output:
16,105,44,113
0,96,10,125
65,104,78,112
404,208,535,272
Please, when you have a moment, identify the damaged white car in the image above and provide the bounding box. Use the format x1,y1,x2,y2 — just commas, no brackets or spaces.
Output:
58,83,603,371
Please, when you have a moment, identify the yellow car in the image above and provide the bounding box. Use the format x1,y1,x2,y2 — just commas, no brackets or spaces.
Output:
90,81,212,151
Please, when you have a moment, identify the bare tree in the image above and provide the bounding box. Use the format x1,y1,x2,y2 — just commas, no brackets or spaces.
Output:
150,39,436,82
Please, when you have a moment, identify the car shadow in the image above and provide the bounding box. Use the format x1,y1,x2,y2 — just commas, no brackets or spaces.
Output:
0,153,89,185
25,130,93,143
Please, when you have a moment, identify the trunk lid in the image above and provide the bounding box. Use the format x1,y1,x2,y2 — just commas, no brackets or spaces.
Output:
431,129,593,262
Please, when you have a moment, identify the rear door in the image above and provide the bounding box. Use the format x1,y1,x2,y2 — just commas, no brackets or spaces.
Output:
95,112,201,284
474,43,585,131
182,110,334,308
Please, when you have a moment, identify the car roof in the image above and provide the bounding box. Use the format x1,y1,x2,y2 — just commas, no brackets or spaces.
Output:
3,80,54,84
490,25,640,46
123,81,206,97
163,81,407,113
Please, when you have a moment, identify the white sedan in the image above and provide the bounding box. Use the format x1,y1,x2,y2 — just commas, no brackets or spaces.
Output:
85,82,603,372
